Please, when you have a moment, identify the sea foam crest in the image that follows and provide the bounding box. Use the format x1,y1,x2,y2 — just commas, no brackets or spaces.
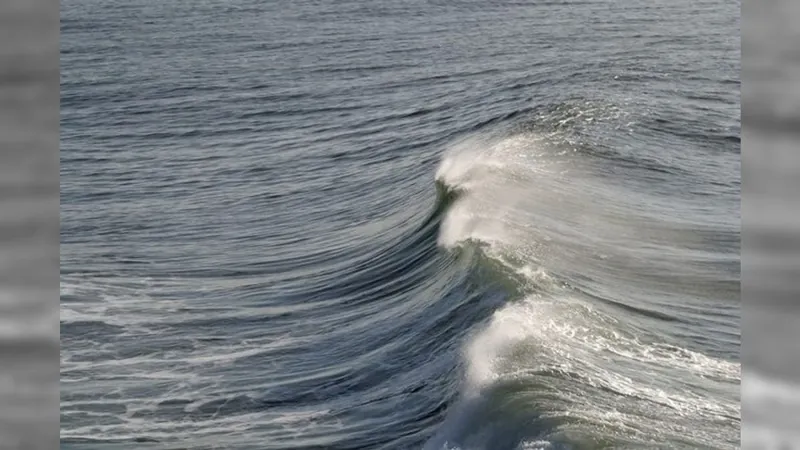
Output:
434,133,549,250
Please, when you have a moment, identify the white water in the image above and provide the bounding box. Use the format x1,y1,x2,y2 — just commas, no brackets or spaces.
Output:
429,131,741,449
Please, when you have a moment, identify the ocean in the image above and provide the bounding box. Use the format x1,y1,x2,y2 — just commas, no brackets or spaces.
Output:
60,0,741,448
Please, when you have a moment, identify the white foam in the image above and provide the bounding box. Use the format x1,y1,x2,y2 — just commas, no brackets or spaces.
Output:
434,133,556,252
463,296,575,389
458,294,741,440
516,441,553,450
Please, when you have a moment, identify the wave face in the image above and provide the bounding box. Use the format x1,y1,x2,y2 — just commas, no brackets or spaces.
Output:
60,0,740,448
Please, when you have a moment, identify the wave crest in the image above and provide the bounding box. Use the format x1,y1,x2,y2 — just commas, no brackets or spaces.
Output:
427,128,740,449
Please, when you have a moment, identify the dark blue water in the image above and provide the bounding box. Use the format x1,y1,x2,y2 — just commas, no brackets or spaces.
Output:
60,0,740,448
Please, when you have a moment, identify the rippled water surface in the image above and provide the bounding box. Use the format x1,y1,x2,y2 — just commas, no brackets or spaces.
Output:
61,0,740,448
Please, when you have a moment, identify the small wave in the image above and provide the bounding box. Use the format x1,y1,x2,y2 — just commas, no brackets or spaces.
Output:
428,291,739,449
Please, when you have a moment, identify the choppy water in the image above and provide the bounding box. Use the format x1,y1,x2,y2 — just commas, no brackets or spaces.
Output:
60,0,740,448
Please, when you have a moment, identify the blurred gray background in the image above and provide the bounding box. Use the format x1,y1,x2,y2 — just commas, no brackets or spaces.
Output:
742,0,800,447
0,0,59,448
